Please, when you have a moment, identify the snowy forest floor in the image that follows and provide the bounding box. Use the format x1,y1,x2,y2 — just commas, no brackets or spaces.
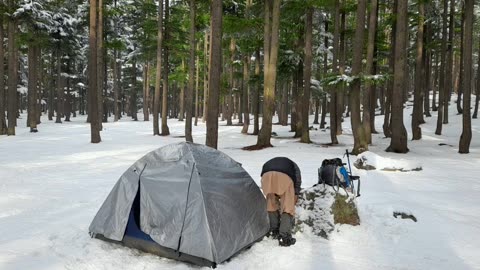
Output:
1,100,480,270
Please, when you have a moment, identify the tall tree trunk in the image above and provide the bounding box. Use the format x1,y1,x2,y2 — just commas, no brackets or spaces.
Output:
64,62,72,122
300,7,313,143
350,0,368,154
179,59,185,121
153,0,163,135
89,0,101,143
457,5,465,115
241,55,250,133
294,63,303,138
444,0,454,124
435,0,448,135
432,52,439,111
226,38,235,126
281,81,289,126
320,97,327,129
161,0,170,135
363,0,378,144
459,0,473,153
330,0,340,144
383,0,396,138
55,48,63,124
202,31,209,123
424,12,432,118
113,0,120,122
48,51,54,121
257,0,280,148
185,0,195,142
27,44,38,131
113,49,120,121
412,1,424,140
252,49,260,135
387,0,408,153
313,98,319,125
7,1,16,135
206,0,222,149
0,13,6,135
194,41,200,126
336,9,346,135
143,62,150,121
473,39,480,119
131,57,138,121
97,0,104,127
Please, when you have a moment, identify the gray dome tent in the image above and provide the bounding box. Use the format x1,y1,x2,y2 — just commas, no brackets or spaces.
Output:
89,142,269,267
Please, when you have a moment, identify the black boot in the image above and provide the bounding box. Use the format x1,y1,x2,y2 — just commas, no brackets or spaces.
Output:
279,233,296,247
267,211,280,239
267,229,279,239
278,213,296,246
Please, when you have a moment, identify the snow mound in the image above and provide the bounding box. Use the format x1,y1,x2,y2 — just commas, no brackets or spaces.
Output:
295,185,336,239
355,151,422,172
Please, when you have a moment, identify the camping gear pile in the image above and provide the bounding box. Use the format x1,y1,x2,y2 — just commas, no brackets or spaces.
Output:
89,143,361,267
317,150,361,197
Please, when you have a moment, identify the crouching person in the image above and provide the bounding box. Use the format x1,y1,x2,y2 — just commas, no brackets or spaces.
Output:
261,157,301,247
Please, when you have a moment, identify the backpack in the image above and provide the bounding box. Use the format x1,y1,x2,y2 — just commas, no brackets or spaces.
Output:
318,158,350,190
318,158,360,197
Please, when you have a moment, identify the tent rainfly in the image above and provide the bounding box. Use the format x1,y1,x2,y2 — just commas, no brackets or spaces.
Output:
89,142,269,268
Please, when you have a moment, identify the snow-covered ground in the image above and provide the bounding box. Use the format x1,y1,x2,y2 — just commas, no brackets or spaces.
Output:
1,101,480,270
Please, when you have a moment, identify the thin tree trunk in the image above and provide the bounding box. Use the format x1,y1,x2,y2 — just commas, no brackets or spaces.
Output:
294,63,303,138
412,1,424,140
7,3,16,135
185,0,195,142
241,55,250,133
27,44,38,131
459,0,473,153
55,48,63,124
300,7,313,143
89,0,101,143
113,49,120,121
202,31,209,123
336,9,346,136
383,0,396,138
444,0,454,124
432,52,439,111
131,57,138,121
153,0,163,135
313,98,319,125
363,0,378,144
179,59,185,121
48,51,54,121
435,0,448,135
330,0,340,143
161,0,170,135
387,0,408,153
0,13,6,135
252,49,260,135
457,5,465,115
143,62,150,121
350,0,368,154
64,62,72,122
206,0,222,149
97,0,104,127
424,13,432,118
194,41,200,126
473,39,480,119
320,97,327,129
226,38,235,126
